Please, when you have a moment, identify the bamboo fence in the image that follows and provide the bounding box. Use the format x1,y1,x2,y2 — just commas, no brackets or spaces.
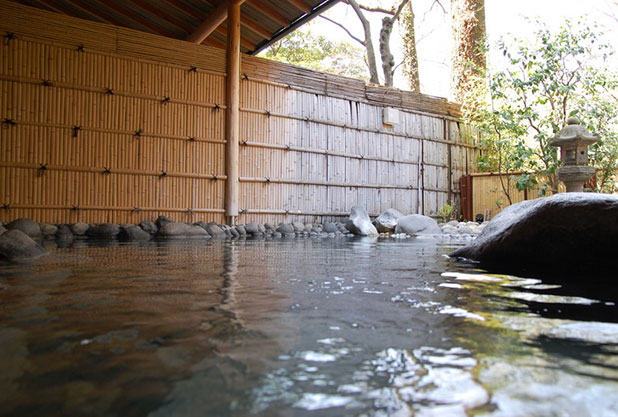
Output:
0,0,479,224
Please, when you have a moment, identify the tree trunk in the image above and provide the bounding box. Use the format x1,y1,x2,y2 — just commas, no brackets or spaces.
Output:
451,0,486,104
348,0,380,84
400,1,420,92
379,16,396,86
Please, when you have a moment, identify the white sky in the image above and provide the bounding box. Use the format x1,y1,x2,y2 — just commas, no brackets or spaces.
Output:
313,0,618,100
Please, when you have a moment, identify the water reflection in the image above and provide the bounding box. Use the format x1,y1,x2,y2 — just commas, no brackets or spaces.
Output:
0,238,617,416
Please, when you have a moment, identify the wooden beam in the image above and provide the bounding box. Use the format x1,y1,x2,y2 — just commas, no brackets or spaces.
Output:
225,0,242,223
247,0,289,27
186,0,247,44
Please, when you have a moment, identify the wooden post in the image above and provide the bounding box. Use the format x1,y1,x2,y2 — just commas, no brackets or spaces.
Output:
225,0,242,225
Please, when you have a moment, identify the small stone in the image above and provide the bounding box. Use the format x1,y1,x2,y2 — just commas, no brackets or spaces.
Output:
71,222,89,235
457,225,475,235
0,229,47,261
158,222,210,237
204,222,225,236
6,218,41,238
156,215,173,228
245,222,260,235
55,224,73,240
447,220,459,226
87,223,120,239
229,227,240,238
258,224,266,233
235,225,247,235
323,222,339,233
40,223,58,236
304,224,313,232
276,223,295,234
292,222,305,232
264,222,277,231
139,221,158,235
272,232,282,238
119,225,151,241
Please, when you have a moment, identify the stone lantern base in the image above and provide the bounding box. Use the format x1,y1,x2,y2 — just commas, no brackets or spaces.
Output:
557,165,596,192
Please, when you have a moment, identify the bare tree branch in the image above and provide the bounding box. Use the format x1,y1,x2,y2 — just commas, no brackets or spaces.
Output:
341,0,395,15
319,15,366,46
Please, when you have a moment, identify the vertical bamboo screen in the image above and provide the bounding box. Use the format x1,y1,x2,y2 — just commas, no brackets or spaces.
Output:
469,173,565,220
0,0,479,225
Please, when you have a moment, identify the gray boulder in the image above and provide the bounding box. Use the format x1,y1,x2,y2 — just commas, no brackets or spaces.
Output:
0,229,47,261
6,218,41,238
139,221,158,235
373,209,404,233
119,225,151,241
71,222,89,235
40,223,58,236
395,214,441,235
346,206,378,236
87,223,120,239
235,225,247,235
449,193,618,274
245,222,260,235
158,222,210,237
258,223,266,233
323,222,339,233
264,222,277,231
276,223,295,235
292,222,305,232
205,222,225,236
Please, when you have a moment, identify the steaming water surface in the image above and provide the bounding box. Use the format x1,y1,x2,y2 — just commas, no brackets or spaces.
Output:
1,237,617,416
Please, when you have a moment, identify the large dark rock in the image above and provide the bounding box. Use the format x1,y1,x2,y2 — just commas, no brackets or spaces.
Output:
87,223,120,239
158,222,210,238
394,214,440,235
6,218,41,238
373,209,404,233
0,229,47,261
449,193,618,274
346,206,378,236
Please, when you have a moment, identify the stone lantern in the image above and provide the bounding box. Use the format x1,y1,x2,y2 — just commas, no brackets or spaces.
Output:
549,117,599,192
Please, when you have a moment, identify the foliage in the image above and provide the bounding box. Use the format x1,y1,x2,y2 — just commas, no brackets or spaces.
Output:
438,204,454,223
465,21,618,198
259,27,369,81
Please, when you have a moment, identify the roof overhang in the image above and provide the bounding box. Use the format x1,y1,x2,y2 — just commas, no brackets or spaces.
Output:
9,0,340,54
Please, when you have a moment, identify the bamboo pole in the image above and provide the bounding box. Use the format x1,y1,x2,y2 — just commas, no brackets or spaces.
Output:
225,0,241,224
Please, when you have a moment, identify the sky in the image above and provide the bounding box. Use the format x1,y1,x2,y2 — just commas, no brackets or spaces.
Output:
312,0,618,100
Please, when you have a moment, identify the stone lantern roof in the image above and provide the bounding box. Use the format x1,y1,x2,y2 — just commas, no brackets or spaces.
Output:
549,117,599,147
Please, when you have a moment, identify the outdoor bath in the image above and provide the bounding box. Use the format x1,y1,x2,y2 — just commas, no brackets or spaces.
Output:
2,235,617,416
